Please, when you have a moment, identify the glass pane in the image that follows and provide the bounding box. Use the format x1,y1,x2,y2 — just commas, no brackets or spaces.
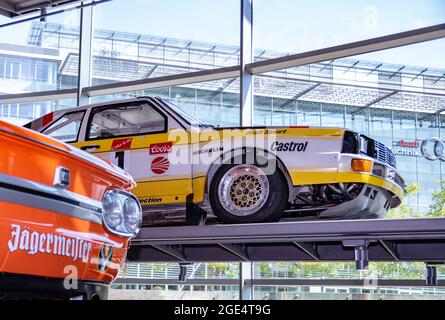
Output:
416,113,442,214
91,77,240,128
89,103,166,139
92,0,240,84
346,106,369,135
0,9,80,94
0,99,77,126
254,0,445,57
391,110,419,211
43,111,85,142
18,103,34,120
369,108,392,145
298,101,321,126
321,104,345,127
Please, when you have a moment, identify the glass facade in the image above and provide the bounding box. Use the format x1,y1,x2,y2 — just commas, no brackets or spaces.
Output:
254,0,445,60
0,19,444,212
91,0,240,82
0,0,444,301
109,261,445,300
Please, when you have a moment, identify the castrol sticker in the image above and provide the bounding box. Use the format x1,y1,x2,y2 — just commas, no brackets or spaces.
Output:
111,138,133,151
149,142,173,155
151,157,170,175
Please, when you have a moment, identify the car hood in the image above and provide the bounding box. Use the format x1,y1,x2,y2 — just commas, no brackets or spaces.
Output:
0,120,135,186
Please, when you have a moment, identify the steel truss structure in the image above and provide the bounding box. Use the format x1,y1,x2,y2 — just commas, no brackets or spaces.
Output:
0,4,444,115
126,217,445,293
0,0,81,18
129,218,445,266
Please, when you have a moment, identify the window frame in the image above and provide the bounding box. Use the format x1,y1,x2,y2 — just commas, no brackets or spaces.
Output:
85,101,168,141
42,110,86,143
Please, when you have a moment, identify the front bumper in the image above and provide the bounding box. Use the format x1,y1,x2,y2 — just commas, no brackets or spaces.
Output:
0,273,109,300
319,184,395,219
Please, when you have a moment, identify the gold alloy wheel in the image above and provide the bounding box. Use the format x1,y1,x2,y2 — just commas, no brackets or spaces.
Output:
218,165,269,216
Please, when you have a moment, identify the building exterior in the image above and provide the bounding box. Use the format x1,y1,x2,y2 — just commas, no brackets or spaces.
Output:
0,22,444,213
110,262,445,300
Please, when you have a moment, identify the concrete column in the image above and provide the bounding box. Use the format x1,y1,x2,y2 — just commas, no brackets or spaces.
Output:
239,262,253,300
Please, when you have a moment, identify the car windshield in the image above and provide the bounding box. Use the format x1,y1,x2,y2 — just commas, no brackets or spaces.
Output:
161,99,214,128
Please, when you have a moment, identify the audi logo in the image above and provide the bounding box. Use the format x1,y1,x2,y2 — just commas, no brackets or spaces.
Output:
421,138,445,161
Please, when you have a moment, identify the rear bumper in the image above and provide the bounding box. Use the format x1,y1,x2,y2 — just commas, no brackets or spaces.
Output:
0,273,108,300
319,184,395,219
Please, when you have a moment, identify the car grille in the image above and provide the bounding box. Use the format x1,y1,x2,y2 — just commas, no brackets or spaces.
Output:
374,141,397,169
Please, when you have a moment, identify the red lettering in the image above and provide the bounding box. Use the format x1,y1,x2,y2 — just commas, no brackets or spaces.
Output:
149,142,173,155
111,138,133,151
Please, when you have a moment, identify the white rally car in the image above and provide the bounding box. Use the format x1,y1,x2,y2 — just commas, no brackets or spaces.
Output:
26,97,405,225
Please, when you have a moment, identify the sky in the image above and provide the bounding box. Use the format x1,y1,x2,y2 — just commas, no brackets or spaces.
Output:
0,0,444,69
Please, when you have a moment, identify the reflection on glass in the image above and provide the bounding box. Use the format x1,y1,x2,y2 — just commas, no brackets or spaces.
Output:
92,0,240,83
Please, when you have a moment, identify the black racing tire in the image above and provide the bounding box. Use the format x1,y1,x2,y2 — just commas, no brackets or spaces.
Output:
209,162,288,224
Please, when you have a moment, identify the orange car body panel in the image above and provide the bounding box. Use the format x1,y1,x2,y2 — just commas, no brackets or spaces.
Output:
0,120,136,284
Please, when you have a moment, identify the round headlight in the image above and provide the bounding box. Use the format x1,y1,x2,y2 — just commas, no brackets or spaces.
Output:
103,191,123,228
102,189,142,237
123,197,142,234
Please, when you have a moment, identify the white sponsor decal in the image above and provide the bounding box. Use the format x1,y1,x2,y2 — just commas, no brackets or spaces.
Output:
8,224,93,263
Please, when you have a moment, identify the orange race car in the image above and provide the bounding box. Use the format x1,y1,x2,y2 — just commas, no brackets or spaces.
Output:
0,120,142,299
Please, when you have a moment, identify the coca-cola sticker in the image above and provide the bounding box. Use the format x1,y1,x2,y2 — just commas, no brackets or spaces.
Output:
151,157,170,175
149,142,173,155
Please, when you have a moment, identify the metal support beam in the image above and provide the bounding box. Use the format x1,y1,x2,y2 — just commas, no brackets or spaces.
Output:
144,65,158,79
128,218,445,264
280,83,321,109
83,66,239,97
178,263,192,283
210,78,237,98
219,244,249,261
351,91,398,114
246,23,445,75
343,240,371,270
151,245,187,262
240,0,254,127
0,89,77,104
411,68,428,81
433,73,445,84
295,83,321,100
319,60,335,72
0,0,15,15
293,242,320,261
77,2,94,106
379,240,400,261
388,66,405,79
343,60,360,74
365,91,398,108
426,264,437,286
367,63,383,76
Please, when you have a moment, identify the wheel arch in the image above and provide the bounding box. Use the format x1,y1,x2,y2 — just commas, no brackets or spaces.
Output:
204,147,294,202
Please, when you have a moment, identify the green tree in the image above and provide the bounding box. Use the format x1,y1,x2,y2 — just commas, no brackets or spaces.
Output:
428,181,445,217
387,183,422,219
207,263,238,278
257,262,273,278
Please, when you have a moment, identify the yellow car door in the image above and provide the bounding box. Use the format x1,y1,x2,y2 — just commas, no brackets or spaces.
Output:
73,100,192,206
